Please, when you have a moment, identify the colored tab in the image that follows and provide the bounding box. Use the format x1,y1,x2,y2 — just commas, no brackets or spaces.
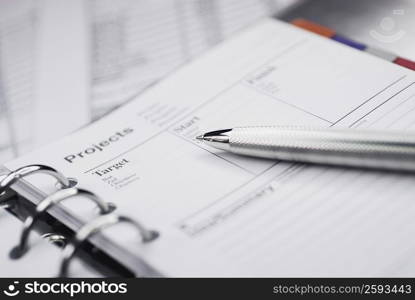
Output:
291,18,336,38
365,46,397,62
394,57,415,71
332,34,367,51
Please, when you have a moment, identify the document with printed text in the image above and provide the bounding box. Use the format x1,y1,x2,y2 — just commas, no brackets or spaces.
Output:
4,18,415,276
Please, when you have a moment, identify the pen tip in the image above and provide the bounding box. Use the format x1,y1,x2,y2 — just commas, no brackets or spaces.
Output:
195,134,204,141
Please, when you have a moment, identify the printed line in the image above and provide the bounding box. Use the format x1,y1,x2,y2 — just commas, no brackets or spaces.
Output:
244,82,334,124
83,129,166,174
383,102,415,129
83,39,307,174
367,94,415,128
175,78,413,224
168,130,257,175
348,82,415,128
166,39,307,131
176,162,300,226
331,75,407,126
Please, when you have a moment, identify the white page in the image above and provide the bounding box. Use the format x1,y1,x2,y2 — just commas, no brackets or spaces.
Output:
33,0,90,144
4,18,415,276
0,0,89,163
0,0,37,161
88,0,299,118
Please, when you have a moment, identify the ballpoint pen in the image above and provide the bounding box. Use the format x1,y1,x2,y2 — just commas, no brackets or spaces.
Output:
196,126,415,172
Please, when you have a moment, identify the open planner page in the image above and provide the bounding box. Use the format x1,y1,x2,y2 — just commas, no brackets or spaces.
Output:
4,18,415,276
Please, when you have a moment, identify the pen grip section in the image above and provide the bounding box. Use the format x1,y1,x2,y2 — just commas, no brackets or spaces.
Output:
230,127,415,171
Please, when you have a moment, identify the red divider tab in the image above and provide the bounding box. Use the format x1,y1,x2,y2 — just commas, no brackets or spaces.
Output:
394,57,415,71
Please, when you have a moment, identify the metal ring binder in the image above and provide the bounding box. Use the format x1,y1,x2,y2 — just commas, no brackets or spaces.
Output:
12,187,114,258
0,174,12,207
2,163,159,277
0,165,72,201
59,214,159,277
42,233,67,248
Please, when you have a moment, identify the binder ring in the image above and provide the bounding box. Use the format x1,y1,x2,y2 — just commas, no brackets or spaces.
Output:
0,174,13,207
59,214,159,277
0,165,73,201
11,187,114,258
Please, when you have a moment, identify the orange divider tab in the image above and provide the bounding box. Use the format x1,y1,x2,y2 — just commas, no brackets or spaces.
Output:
291,18,336,38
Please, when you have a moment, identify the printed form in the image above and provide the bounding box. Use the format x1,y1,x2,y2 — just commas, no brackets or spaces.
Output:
5,19,415,276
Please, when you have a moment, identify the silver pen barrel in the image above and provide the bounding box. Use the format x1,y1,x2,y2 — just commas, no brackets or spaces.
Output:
200,126,415,172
